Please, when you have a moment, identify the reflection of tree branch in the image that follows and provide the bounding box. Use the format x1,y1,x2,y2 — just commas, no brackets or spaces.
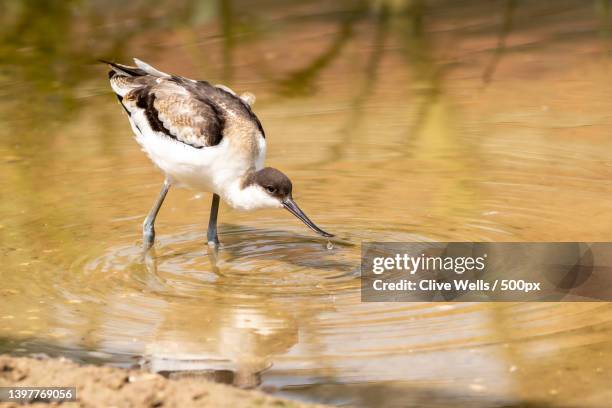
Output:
350,7,389,112
482,0,516,84
398,0,443,147
407,68,443,146
1,0,198,127
219,0,235,83
395,1,478,220
320,7,389,165
596,0,611,58
276,9,364,97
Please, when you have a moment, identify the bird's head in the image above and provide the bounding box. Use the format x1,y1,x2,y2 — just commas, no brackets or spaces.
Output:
242,167,333,237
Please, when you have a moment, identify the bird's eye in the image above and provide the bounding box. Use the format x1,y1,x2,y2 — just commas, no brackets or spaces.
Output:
265,186,276,194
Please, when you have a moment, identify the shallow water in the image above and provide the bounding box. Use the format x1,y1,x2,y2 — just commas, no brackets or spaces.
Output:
2,0,612,406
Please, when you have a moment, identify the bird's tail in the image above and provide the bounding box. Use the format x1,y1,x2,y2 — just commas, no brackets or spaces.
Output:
99,59,146,77
100,58,171,79
133,58,170,78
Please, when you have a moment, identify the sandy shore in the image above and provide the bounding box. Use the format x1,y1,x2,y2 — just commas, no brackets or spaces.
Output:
0,355,326,408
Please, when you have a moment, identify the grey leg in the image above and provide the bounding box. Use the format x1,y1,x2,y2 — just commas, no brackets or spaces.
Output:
143,179,171,250
207,193,221,247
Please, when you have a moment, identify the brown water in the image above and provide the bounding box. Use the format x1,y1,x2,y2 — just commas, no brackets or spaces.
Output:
2,0,612,406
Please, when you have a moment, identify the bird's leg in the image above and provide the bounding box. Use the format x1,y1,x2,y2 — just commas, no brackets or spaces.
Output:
143,178,171,250
207,193,221,247
206,244,220,274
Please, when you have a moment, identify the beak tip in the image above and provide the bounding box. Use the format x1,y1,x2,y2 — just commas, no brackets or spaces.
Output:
283,199,334,239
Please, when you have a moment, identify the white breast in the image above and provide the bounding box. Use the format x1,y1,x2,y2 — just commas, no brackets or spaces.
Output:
127,111,266,196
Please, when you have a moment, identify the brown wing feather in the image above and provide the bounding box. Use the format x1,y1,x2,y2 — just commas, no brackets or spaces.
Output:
152,85,225,147
106,60,265,148
122,80,225,148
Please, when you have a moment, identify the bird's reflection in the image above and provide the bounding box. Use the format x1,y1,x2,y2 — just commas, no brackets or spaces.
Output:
135,226,353,388
137,299,293,389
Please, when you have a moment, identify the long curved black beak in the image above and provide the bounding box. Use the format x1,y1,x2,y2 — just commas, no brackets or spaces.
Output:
282,198,334,238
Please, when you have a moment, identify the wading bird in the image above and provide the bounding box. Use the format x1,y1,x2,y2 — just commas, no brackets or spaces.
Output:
103,59,332,249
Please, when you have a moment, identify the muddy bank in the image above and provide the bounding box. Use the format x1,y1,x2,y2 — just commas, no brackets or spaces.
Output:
0,355,326,407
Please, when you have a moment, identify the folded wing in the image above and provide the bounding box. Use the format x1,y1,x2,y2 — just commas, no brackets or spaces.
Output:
122,82,224,148
105,59,265,149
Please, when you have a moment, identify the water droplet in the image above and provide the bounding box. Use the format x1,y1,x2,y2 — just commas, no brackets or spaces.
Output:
326,241,334,250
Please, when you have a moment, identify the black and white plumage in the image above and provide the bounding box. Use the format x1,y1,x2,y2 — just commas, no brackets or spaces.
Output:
107,59,262,149
104,59,332,248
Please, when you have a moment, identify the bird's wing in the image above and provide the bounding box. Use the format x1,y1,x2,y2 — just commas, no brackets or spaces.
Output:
120,80,225,148
105,59,263,148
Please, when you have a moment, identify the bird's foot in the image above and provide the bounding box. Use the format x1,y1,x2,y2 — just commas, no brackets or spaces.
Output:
207,237,220,248
207,232,220,248
143,225,155,250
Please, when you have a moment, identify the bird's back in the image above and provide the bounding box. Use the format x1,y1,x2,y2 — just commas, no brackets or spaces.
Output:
105,59,267,191
107,60,264,148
